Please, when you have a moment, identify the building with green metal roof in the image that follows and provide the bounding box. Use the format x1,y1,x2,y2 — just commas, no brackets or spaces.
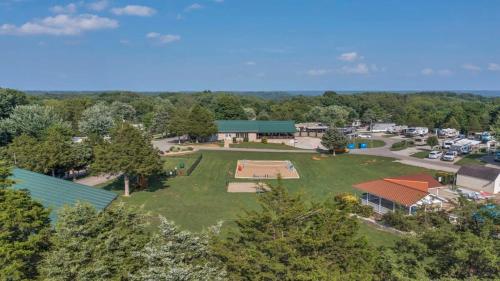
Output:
216,120,296,143
10,168,117,222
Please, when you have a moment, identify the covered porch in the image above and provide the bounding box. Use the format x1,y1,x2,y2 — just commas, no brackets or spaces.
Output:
360,193,413,215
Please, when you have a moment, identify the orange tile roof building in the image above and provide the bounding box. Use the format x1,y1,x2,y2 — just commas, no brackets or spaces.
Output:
353,174,446,215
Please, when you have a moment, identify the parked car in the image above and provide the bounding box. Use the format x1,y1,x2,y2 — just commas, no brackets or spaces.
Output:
441,151,456,161
428,151,443,159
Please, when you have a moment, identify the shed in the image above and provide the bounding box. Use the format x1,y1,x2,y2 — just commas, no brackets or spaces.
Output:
456,165,500,194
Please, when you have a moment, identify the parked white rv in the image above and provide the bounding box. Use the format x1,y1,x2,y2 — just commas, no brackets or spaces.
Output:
387,125,408,134
405,127,429,137
450,139,481,155
371,123,396,133
438,128,459,138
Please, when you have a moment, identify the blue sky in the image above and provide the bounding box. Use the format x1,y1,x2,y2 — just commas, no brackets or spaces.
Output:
0,0,499,91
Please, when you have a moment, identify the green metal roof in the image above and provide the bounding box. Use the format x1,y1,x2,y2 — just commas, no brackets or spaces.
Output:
10,168,117,222
216,120,296,133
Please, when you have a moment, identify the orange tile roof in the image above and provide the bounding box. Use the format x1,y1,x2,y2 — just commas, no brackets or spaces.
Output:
353,174,442,207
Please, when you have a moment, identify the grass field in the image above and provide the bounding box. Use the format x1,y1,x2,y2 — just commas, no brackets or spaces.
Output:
229,142,304,150
102,151,431,246
163,152,202,171
351,138,386,148
410,150,431,159
455,153,487,166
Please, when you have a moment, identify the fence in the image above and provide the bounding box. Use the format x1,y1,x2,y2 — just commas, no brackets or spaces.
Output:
186,153,203,176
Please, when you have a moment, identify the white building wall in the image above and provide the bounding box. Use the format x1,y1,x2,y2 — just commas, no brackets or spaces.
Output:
456,174,496,194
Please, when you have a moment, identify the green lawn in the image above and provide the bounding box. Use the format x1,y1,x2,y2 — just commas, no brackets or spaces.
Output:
350,138,386,148
101,151,432,246
455,153,487,166
163,152,202,171
229,142,304,150
410,150,431,159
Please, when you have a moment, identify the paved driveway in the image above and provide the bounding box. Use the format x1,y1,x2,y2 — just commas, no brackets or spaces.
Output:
152,136,187,152
294,137,325,150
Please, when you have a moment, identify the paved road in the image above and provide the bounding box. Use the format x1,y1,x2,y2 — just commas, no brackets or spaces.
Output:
349,136,460,173
197,146,318,153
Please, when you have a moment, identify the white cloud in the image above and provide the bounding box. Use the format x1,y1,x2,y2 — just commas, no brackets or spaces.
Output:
146,32,180,44
488,63,500,71
50,3,77,14
87,0,108,12
338,52,361,62
462,63,481,72
421,68,452,76
245,61,256,66
111,5,156,16
0,14,118,36
421,68,434,75
185,3,203,12
306,69,329,76
437,69,452,76
341,63,369,74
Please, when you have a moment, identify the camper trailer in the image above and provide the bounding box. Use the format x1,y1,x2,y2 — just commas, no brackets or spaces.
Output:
450,139,481,155
405,127,429,137
438,128,459,138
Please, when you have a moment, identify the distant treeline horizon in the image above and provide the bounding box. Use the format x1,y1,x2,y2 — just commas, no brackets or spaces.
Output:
19,89,500,99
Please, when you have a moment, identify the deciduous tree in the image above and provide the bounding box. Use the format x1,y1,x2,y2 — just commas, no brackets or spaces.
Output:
187,104,217,142
78,102,115,138
426,135,439,149
0,105,69,139
92,123,162,196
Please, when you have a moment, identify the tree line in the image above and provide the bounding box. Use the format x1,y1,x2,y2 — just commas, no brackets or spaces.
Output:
3,88,500,139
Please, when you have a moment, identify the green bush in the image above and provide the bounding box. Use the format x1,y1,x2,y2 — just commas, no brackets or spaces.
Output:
381,211,417,232
390,140,415,151
355,205,374,218
261,137,268,144
232,137,237,144
436,171,454,184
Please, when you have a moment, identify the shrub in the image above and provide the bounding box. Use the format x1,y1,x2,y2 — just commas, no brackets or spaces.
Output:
355,205,374,218
186,146,194,151
436,171,454,184
243,136,249,142
390,140,415,151
381,211,416,232
232,137,237,144
261,137,268,144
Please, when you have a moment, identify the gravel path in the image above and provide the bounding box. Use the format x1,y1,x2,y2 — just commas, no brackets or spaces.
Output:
75,174,121,186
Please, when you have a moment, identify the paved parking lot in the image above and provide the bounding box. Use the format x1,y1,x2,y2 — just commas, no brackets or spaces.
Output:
294,137,325,150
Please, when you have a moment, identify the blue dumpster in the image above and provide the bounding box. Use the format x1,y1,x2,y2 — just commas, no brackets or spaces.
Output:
359,143,367,149
347,143,355,149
